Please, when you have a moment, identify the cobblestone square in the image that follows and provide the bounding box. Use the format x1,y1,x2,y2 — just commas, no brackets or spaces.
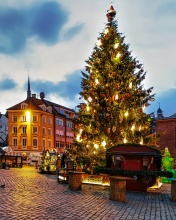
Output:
0,166,176,220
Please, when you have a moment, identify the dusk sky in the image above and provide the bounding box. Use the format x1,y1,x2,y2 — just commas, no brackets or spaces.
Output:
0,0,176,117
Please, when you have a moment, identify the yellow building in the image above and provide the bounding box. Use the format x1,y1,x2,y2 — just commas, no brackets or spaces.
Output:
7,77,75,163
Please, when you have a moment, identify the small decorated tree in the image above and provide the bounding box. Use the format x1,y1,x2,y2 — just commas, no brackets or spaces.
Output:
72,4,155,168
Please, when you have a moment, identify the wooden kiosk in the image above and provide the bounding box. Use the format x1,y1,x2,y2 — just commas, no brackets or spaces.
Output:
106,144,162,192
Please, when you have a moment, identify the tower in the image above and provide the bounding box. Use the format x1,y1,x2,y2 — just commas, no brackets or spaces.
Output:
27,75,31,99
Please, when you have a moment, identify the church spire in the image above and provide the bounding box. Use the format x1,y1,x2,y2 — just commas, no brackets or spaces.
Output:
27,74,31,99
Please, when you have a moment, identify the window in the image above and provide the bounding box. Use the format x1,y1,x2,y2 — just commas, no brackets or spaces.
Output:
48,118,52,124
13,138,17,146
66,132,74,138
42,105,46,111
13,116,17,122
22,138,27,147
66,121,73,128
48,140,51,148
22,115,26,122
21,104,27,109
42,139,46,150
22,126,27,134
33,126,38,134
42,116,46,123
33,115,38,122
42,127,46,135
13,126,17,134
56,118,63,126
48,128,52,136
56,141,64,148
66,142,72,149
56,130,64,136
33,139,38,147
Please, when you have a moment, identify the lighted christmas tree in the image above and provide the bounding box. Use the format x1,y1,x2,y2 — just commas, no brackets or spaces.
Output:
73,5,155,165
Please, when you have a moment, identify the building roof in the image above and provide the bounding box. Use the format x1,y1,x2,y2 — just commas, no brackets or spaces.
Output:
168,113,176,119
7,97,44,111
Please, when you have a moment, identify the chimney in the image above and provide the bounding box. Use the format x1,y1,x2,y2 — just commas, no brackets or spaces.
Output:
32,94,36,98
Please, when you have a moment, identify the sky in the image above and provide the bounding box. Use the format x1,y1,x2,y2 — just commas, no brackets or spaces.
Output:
0,0,176,117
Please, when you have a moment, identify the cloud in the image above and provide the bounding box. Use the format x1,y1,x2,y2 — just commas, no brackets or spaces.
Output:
0,1,69,54
25,69,82,100
0,75,17,90
62,23,85,41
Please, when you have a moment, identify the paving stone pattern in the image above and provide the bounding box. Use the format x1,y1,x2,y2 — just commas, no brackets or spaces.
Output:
0,166,176,220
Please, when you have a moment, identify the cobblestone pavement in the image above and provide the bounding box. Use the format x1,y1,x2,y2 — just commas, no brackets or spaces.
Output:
0,166,176,220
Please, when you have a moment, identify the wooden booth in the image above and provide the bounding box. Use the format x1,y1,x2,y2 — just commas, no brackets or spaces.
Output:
106,144,162,192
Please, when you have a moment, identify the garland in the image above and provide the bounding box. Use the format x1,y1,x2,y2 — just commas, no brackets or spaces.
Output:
94,167,173,178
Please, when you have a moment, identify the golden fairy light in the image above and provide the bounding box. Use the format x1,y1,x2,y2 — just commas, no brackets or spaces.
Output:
140,138,143,145
95,78,99,85
79,128,83,134
114,43,119,49
124,111,128,117
102,140,106,147
115,94,118,100
88,96,92,102
123,138,127,143
96,39,102,47
129,82,132,89
131,124,135,131
116,53,121,58
76,134,81,142
94,143,99,149
86,105,90,112
104,28,109,34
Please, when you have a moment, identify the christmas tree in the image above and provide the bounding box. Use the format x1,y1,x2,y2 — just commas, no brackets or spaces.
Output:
72,4,155,166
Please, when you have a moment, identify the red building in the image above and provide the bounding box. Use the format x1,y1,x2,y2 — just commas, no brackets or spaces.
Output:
156,112,176,160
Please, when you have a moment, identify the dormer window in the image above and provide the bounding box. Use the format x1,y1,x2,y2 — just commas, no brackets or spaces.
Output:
42,105,46,111
47,106,52,113
21,103,28,109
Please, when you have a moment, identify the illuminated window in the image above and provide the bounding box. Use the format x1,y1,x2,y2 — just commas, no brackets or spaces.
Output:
22,116,26,122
